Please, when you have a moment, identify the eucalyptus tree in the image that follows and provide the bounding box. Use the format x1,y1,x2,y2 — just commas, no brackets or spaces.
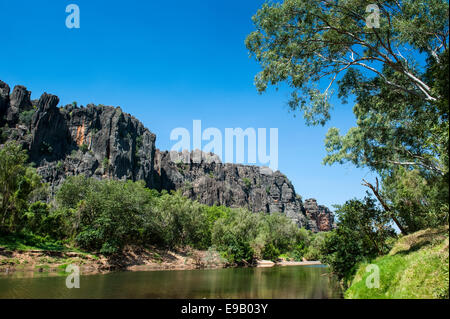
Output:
246,0,449,231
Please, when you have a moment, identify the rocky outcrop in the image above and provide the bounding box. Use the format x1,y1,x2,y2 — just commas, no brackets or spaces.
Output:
1,83,156,194
153,149,310,228
7,85,33,124
304,199,336,231
0,81,10,123
0,81,335,231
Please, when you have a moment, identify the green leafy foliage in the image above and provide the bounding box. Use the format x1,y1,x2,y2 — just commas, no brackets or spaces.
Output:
212,208,262,263
242,178,252,189
102,157,110,172
18,109,35,127
56,176,155,254
320,196,396,283
0,141,44,232
211,209,303,263
246,0,448,125
0,231,66,251
382,167,449,232
79,144,89,154
52,176,317,261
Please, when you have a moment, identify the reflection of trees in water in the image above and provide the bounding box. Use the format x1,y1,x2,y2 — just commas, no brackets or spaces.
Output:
0,266,342,298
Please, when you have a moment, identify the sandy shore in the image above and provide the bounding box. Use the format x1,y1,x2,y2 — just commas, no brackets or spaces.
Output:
256,260,322,267
276,260,322,266
1,246,323,276
0,246,227,275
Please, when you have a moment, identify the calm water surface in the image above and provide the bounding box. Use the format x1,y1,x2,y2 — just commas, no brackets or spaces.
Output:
0,265,342,299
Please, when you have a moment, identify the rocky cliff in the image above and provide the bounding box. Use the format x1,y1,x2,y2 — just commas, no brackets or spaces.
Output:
0,81,156,194
303,199,336,231
0,80,335,231
153,149,312,227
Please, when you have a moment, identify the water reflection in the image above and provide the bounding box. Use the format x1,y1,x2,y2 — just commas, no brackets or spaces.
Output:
0,265,342,299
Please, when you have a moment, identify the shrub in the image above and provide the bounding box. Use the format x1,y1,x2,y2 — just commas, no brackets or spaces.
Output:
242,178,251,189
55,161,64,171
303,231,327,260
102,158,110,170
23,201,51,235
143,191,211,249
320,196,396,282
56,177,212,253
212,208,263,263
19,109,35,126
66,179,152,254
262,242,280,260
79,144,89,153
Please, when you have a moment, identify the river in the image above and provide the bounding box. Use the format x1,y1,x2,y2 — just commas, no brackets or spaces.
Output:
0,265,342,298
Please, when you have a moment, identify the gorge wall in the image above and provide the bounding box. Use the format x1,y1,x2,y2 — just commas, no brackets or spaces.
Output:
0,80,335,232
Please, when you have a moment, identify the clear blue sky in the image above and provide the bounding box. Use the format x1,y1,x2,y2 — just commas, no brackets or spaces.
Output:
0,0,377,209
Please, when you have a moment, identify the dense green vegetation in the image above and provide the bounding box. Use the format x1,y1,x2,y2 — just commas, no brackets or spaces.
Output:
0,232,66,252
319,196,396,282
247,0,448,298
0,140,324,264
0,141,46,232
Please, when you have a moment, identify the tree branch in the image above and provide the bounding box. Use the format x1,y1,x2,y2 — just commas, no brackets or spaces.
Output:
362,178,407,235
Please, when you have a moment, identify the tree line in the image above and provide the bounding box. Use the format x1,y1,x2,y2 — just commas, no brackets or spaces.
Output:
0,140,325,263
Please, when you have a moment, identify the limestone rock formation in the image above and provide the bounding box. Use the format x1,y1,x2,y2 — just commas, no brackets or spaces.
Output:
7,85,33,124
1,83,156,194
0,81,10,123
153,149,309,228
0,80,335,231
304,199,336,231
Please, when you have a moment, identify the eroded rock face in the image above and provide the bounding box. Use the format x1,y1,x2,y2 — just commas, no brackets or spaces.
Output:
0,81,335,231
6,85,33,124
31,102,156,192
153,149,316,229
304,199,336,231
0,83,156,194
0,81,10,123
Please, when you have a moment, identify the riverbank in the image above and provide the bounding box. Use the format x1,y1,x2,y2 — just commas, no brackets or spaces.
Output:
0,245,323,276
0,245,228,275
345,226,449,299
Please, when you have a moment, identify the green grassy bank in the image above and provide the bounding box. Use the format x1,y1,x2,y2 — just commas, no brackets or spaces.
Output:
346,226,449,299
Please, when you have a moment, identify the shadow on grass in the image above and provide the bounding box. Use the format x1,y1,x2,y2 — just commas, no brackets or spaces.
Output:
0,232,66,252
392,226,449,256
